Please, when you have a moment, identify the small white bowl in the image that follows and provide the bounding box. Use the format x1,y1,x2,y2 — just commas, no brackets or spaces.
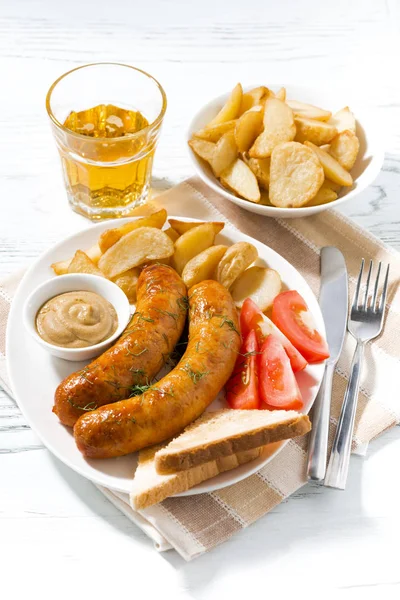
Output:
187,84,385,218
23,274,131,362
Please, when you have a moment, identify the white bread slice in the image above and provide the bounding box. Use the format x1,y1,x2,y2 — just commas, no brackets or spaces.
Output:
130,444,262,510
155,409,311,474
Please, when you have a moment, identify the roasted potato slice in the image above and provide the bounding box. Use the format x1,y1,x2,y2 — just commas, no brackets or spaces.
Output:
169,219,224,236
206,83,243,128
112,268,140,303
181,245,228,288
306,188,338,207
216,242,258,289
323,179,342,193
328,107,356,133
188,138,216,163
295,117,337,145
243,156,270,190
230,266,281,311
67,250,105,277
193,120,236,143
269,141,324,208
98,227,174,278
220,158,261,203
286,100,331,122
98,209,167,253
234,107,263,153
211,129,238,176
239,86,269,115
51,243,102,275
172,223,219,274
304,142,353,186
328,130,360,171
249,97,296,158
164,227,180,243
275,87,286,102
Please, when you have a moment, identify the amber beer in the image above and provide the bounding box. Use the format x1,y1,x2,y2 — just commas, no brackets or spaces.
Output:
46,64,167,220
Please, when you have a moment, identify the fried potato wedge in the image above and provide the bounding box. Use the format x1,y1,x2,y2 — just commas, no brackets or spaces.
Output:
193,120,236,142
275,87,286,102
306,188,338,207
243,156,271,190
172,223,218,274
67,250,105,277
181,245,228,288
328,130,360,171
220,158,261,203
206,83,243,128
287,100,331,122
234,107,263,153
211,130,238,176
51,243,102,275
169,219,224,236
98,209,167,253
328,107,356,134
164,227,180,243
230,266,282,311
249,97,296,158
323,179,342,193
304,141,353,186
98,227,174,278
295,117,337,145
112,268,140,303
239,86,269,115
216,242,258,289
188,138,216,163
269,142,324,208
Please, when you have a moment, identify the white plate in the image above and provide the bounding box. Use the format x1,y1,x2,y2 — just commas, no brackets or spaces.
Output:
7,217,325,494
187,83,384,218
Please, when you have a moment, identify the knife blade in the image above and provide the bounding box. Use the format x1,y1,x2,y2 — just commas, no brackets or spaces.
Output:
319,246,348,363
307,246,348,481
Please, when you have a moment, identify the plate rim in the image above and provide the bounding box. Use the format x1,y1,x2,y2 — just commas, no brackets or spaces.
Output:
6,215,325,494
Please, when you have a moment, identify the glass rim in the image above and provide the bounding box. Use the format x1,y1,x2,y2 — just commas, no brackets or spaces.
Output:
45,62,167,143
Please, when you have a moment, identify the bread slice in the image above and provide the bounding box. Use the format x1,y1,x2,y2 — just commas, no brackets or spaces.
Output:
155,409,311,474
130,444,262,510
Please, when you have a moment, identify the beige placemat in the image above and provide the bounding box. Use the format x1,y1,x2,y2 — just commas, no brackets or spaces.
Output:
1,177,399,561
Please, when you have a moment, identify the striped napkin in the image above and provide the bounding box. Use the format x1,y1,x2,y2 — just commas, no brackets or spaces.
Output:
1,177,399,561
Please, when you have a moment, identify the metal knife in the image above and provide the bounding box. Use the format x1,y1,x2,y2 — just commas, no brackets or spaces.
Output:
307,246,348,481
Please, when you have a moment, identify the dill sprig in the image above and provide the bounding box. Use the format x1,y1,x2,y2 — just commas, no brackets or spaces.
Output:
182,363,210,384
78,366,94,385
125,347,148,358
132,311,154,324
176,296,189,313
67,398,98,412
154,308,179,323
129,382,152,397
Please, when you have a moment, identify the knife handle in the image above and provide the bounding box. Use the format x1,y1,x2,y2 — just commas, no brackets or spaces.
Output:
306,362,335,481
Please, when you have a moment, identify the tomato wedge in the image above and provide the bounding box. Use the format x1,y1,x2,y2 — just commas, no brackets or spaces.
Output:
272,291,329,363
240,298,307,372
226,329,260,409
258,334,303,410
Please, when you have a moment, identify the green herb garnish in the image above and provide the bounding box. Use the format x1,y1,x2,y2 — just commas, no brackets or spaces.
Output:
67,398,98,412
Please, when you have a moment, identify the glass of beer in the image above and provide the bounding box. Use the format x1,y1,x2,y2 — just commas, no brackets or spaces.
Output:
46,63,167,220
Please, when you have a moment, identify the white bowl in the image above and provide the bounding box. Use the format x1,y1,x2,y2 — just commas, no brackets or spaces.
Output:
187,84,384,218
23,273,131,361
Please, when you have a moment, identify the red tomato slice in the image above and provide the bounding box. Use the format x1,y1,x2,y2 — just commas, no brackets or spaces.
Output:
226,329,260,409
240,298,307,372
272,291,329,363
258,334,303,410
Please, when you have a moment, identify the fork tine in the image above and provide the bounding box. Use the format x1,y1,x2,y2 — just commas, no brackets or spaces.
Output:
371,261,382,310
378,264,390,313
362,259,373,310
352,258,364,310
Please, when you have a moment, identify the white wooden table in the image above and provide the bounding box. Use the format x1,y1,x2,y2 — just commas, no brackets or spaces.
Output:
1,1,400,597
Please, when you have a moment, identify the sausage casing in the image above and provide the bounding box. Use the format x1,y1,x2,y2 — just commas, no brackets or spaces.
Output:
74,280,241,458
53,265,187,427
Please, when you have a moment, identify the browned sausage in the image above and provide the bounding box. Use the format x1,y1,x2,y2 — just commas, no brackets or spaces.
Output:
53,265,187,427
74,280,240,458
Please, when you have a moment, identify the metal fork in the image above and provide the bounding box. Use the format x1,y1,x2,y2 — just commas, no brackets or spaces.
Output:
324,259,390,489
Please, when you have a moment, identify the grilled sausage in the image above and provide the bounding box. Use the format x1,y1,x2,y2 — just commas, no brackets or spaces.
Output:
74,280,240,458
53,265,187,427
